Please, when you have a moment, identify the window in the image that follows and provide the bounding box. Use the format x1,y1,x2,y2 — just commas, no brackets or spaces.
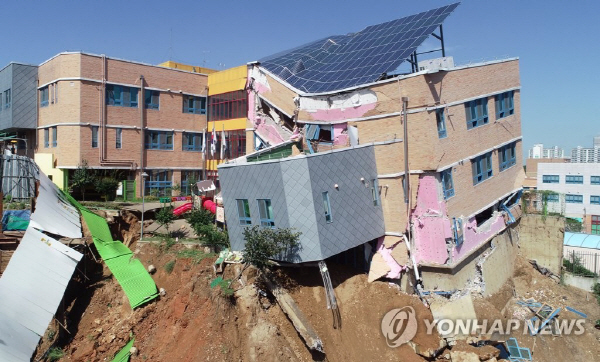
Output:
322,192,333,223
453,217,464,246
44,128,49,148
566,175,583,184
371,178,380,206
592,215,600,235
237,199,252,225
592,176,600,185
145,130,173,150
181,170,201,195
547,194,559,202
465,98,488,129
565,194,583,203
116,128,122,149
52,126,57,147
436,109,447,138
495,91,514,119
40,87,49,107
471,152,493,185
499,142,517,171
144,170,172,197
106,84,138,107
542,175,559,183
208,90,247,121
591,196,600,205
257,199,275,228
4,89,10,108
183,95,207,114
182,132,203,152
441,168,455,199
144,90,160,109
212,130,247,159
91,126,98,148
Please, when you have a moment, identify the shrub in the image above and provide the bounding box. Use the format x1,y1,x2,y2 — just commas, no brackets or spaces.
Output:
186,208,214,230
563,257,598,277
164,260,176,274
156,206,175,236
94,177,119,201
47,347,64,361
242,226,301,270
198,225,229,249
211,276,234,297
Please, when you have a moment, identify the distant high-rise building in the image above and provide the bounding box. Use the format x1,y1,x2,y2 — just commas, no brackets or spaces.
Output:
528,144,565,159
571,135,600,163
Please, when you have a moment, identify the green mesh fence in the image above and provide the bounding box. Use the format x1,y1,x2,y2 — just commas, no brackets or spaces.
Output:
61,191,158,309
112,338,135,362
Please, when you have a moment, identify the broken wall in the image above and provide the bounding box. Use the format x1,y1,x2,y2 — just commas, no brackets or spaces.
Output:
517,214,564,275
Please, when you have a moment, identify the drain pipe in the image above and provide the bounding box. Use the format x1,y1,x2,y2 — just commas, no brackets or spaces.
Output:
139,75,145,195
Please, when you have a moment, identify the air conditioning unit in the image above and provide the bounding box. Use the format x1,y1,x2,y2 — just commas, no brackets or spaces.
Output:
418,56,454,72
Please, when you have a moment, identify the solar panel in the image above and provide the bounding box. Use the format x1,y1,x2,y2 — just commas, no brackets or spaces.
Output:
259,3,459,94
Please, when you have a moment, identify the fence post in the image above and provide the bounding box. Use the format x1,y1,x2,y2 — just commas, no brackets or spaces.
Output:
595,253,598,276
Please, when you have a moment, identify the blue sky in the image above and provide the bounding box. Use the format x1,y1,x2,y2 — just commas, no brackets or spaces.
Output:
1,0,599,156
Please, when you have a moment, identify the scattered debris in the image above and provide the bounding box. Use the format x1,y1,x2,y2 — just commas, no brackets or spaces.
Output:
147,264,156,274
159,288,166,296
565,306,587,319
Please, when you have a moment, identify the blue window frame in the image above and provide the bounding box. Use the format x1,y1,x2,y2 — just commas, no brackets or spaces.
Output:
547,194,559,202
436,109,447,138
182,132,203,152
183,95,207,114
144,90,160,110
592,176,600,185
371,178,380,206
40,87,49,107
116,128,122,149
322,192,333,223
145,130,173,150
92,126,98,148
237,199,252,225
565,194,583,204
144,170,172,197
441,168,455,199
106,84,138,107
52,126,57,147
591,196,600,205
465,98,488,129
257,199,275,228
453,217,464,246
495,91,514,119
4,89,10,108
472,152,493,185
566,175,583,184
44,128,49,148
499,142,517,171
181,170,201,196
542,175,559,183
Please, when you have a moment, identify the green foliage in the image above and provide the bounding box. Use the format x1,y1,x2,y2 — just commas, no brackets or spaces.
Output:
186,208,214,230
156,206,175,235
210,276,234,297
593,283,600,305
71,160,96,201
5,201,27,210
3,194,12,203
563,257,598,277
159,236,177,252
47,347,64,361
164,260,176,274
565,218,583,232
242,226,301,270
46,329,56,341
198,224,229,249
94,177,119,201
176,249,214,264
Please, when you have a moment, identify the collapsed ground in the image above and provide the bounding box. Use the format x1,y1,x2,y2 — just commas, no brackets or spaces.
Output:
35,210,600,362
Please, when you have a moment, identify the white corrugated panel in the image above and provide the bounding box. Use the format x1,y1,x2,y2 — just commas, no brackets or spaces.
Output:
29,171,82,238
0,226,83,361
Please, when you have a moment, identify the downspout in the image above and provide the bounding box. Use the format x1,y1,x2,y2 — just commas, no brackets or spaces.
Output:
98,54,136,169
140,75,145,175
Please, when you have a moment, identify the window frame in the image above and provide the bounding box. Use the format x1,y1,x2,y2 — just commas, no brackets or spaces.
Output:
40,86,49,107
499,142,517,171
116,128,122,149
106,84,139,108
592,215,600,235
182,132,203,152
495,91,514,119
44,128,49,148
236,199,252,225
591,196,600,205
183,95,207,115
565,194,583,204
91,126,99,148
565,175,584,184
144,90,160,110
52,126,57,147
322,191,333,223
471,152,493,185
4,89,10,109
465,97,489,129
371,178,380,206
436,109,447,139
144,130,173,150
441,168,455,199
542,175,560,184
257,199,275,228
591,176,600,185
547,193,559,202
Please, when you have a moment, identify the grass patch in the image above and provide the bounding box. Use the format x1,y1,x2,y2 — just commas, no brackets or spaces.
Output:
210,276,234,297
164,260,176,274
47,347,64,361
176,249,215,264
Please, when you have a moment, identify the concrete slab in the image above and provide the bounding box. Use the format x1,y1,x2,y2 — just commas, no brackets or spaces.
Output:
430,294,477,338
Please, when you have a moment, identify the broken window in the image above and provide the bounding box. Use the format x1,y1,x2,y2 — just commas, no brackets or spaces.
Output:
475,206,494,227
237,199,252,225
453,217,463,246
471,152,493,185
257,199,275,228
441,168,454,199
322,192,333,223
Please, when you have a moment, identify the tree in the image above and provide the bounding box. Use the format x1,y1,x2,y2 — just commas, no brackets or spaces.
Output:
242,226,301,270
186,208,214,231
94,177,119,201
155,206,175,236
71,160,96,201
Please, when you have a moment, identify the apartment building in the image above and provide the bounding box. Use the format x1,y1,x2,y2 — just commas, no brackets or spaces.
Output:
528,143,565,159
35,52,212,197
218,3,525,287
537,163,600,234
0,62,38,158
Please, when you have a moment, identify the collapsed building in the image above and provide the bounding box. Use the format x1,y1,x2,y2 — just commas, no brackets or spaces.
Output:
218,3,525,291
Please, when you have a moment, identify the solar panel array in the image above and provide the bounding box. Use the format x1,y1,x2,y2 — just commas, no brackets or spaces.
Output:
259,3,459,94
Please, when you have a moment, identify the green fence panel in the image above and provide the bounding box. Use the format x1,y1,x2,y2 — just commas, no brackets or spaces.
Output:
111,338,135,362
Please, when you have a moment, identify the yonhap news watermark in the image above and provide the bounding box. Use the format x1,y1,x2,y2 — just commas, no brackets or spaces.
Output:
381,307,586,348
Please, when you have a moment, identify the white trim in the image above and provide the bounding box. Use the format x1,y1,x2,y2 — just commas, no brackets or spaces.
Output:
37,123,87,129
258,57,519,97
378,170,424,179
297,107,427,125
436,136,522,172
245,128,255,131
384,231,404,237
38,51,212,76
60,165,205,170
426,86,521,111
37,123,205,134
38,77,207,97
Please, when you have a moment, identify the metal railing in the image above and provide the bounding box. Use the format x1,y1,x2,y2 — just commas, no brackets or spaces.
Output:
563,249,600,277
